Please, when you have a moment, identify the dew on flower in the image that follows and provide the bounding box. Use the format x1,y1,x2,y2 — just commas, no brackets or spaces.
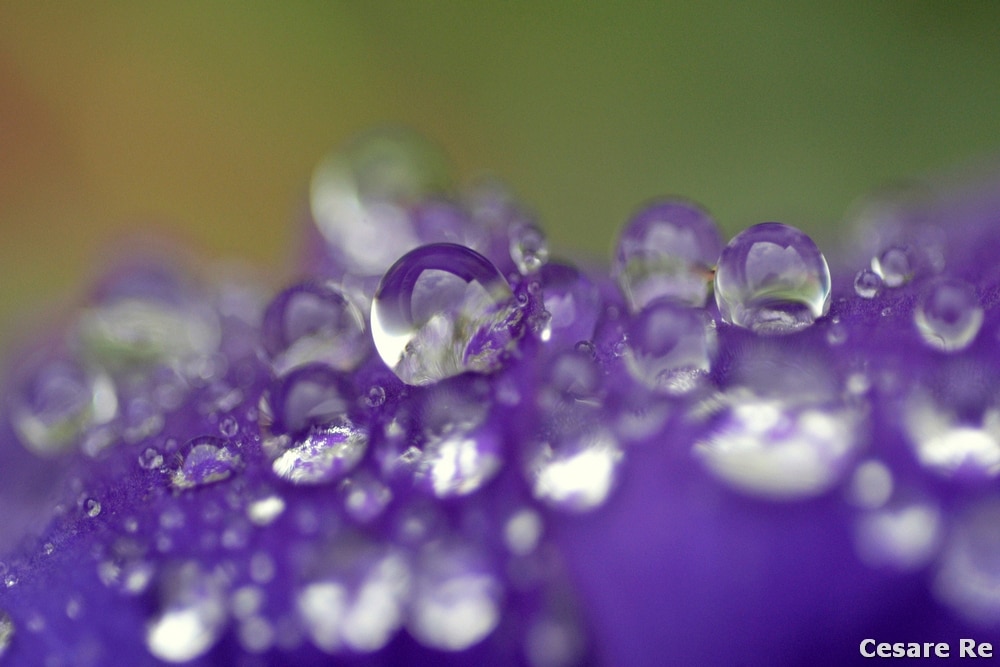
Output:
297,546,410,654
416,428,503,498
408,542,502,651
230,585,264,620
9,357,118,456
261,281,369,375
504,508,544,556
65,595,83,620
238,615,276,654
622,301,716,395
249,551,275,584
84,498,102,518
714,222,831,334
536,348,604,412
138,447,164,470
854,501,941,572
171,437,241,490
509,221,549,275
914,277,983,352
218,416,239,438
526,424,623,513
246,495,286,526
340,473,393,524
904,391,1000,479
0,609,13,657
265,364,353,436
853,268,883,299
612,199,723,311
271,417,368,485
933,499,1000,623
310,127,453,276
365,384,386,408
847,460,893,509
536,263,600,345
371,243,523,385
145,562,229,663
694,392,862,499
872,244,917,288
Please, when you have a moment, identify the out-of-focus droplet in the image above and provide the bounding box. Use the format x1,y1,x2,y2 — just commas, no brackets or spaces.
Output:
371,243,522,386
537,263,600,345
853,268,883,299
509,222,549,275
365,385,386,408
904,391,1000,479
408,543,501,651
297,546,410,654
847,460,893,509
526,423,623,513
10,358,117,456
340,473,393,523
623,301,716,395
872,244,917,288
0,610,13,658
145,562,229,663
416,427,503,498
271,417,368,485
612,199,723,311
914,277,983,352
504,508,543,556
715,223,831,334
171,437,241,490
266,364,353,436
85,498,102,518
855,501,941,571
261,282,369,375
310,128,453,277
139,447,164,470
246,495,286,526
934,499,1000,623
694,392,862,499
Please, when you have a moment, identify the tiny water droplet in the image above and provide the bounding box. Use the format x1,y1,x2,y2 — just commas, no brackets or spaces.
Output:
340,474,393,523
853,268,883,299
218,416,239,438
714,223,831,334
365,385,386,408
371,243,523,385
138,447,164,470
4,574,18,588
509,222,549,275
85,498,102,518
172,437,241,490
0,610,12,657
613,199,723,311
914,277,983,352
872,244,917,288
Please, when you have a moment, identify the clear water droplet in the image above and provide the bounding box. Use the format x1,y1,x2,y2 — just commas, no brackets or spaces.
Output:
0,610,13,657
714,223,831,334
853,268,883,299
371,243,523,385
408,543,501,651
85,498,102,518
138,447,164,470
172,437,241,490
914,277,983,352
509,222,549,275
266,364,352,436
526,424,623,513
145,563,229,663
872,244,917,288
261,281,369,375
3,574,17,589
271,417,368,485
536,263,600,345
218,416,239,438
365,385,386,408
623,302,716,395
613,199,723,311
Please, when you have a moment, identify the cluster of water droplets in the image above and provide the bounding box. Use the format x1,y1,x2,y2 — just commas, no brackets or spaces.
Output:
3,130,1000,663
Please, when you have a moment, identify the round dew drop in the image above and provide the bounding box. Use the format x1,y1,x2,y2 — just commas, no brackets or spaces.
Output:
914,277,983,352
714,222,831,334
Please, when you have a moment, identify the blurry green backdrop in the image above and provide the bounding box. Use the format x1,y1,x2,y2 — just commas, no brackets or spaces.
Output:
2,2,999,344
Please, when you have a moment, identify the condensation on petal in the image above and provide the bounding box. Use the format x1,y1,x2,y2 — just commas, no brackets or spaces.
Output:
145,563,229,663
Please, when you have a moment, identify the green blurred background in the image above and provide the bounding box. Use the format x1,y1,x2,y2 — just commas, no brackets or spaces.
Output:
2,2,999,344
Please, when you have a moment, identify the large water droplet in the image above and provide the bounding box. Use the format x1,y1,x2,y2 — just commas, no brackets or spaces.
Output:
408,543,501,651
172,437,241,490
526,423,623,512
297,545,410,654
310,128,453,276
623,301,716,395
371,243,523,385
271,417,369,485
612,199,723,311
261,281,369,375
714,223,831,334
145,562,229,663
914,277,983,352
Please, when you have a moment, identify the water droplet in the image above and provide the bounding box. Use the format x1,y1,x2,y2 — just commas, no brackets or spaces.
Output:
872,244,917,288
172,437,241,490
853,268,882,299
715,223,831,334
365,385,386,408
340,473,393,524
416,428,503,498
271,417,368,485
694,393,862,499
371,243,523,385
85,498,102,518
612,199,723,311
265,364,352,436
408,543,501,651
4,574,17,588
847,460,893,509
261,281,369,375
526,423,623,512
246,495,286,526
536,263,600,345
904,391,1000,479
145,562,229,663
914,277,983,352
855,501,941,571
218,416,239,438
297,546,410,654
0,610,13,657
310,128,453,276
504,508,544,556
9,357,117,456
509,222,549,275
65,595,83,619
933,499,1000,622
825,318,847,346
138,447,164,470
623,302,716,395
